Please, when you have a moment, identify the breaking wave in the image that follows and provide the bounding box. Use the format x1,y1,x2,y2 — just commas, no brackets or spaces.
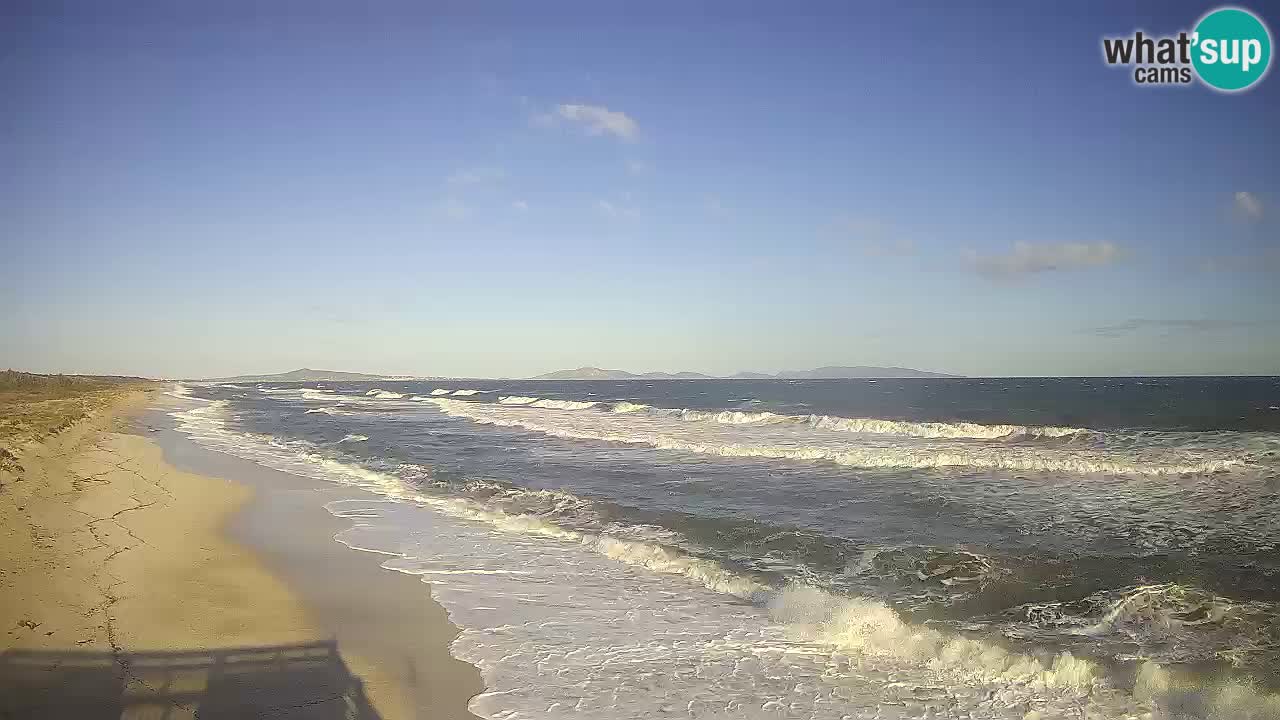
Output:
168,408,1193,706
611,401,651,413
769,585,1101,688
427,398,1241,475
169,393,1280,719
650,407,1090,440
497,396,539,405
634,405,1088,439
530,399,598,410
366,389,405,399
429,388,450,396
805,414,1084,439
674,408,788,424
1009,583,1280,671
173,399,763,597
441,394,1089,439
406,495,766,598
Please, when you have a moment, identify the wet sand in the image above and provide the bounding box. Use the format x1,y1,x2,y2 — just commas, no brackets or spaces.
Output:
1,390,482,719
143,401,484,719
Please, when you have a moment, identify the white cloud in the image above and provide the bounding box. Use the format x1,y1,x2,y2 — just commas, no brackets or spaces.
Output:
548,103,639,141
968,241,1120,278
512,200,529,211
1235,191,1263,220
627,159,649,175
447,167,506,185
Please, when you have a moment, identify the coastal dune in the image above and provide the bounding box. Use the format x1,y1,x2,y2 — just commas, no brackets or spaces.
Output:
0,387,478,719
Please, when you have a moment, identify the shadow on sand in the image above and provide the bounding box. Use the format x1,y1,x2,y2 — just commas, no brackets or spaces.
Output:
0,639,379,719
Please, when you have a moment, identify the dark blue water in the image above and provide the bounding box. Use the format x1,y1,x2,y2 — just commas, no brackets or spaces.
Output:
176,378,1280,718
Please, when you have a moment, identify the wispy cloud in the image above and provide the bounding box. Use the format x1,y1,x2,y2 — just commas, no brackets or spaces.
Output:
512,200,529,211
830,217,915,256
447,167,506,185
1235,191,1263,221
1088,318,1273,338
627,159,649,175
539,103,639,141
968,241,1120,279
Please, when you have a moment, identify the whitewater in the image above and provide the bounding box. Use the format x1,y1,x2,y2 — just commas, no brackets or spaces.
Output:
171,377,1280,719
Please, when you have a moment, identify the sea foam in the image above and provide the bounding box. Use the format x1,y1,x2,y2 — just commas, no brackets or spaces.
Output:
427,398,1242,476
169,392,1279,719
497,396,539,405
452,394,1090,440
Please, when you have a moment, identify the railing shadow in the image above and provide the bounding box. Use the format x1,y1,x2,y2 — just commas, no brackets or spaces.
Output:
0,639,380,719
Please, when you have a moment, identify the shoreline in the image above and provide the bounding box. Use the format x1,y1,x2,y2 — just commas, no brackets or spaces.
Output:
143,398,485,719
1,390,483,719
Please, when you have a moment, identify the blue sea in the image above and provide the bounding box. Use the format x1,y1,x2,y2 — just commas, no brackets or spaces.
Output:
171,377,1280,719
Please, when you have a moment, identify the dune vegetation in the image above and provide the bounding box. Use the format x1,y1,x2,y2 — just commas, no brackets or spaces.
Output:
0,370,153,473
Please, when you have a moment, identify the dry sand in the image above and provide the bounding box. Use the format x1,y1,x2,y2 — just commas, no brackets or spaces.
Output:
0,390,481,719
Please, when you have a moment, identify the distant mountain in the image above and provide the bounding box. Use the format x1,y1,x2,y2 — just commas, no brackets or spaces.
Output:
197,368,419,383
776,366,959,379
530,367,623,380
530,367,715,380
531,366,958,380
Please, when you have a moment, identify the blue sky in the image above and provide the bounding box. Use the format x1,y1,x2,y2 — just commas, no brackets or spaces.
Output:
3,1,1278,378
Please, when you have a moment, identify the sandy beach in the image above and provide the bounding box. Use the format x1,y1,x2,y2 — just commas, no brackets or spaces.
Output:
1,388,482,719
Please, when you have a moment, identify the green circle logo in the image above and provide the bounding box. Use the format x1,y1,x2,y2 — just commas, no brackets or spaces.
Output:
1192,7,1272,91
